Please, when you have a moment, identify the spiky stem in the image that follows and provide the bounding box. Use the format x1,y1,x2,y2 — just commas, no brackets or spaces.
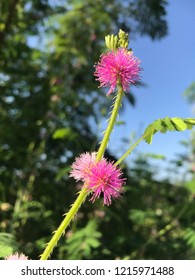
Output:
96,84,124,161
40,85,124,260
40,188,88,260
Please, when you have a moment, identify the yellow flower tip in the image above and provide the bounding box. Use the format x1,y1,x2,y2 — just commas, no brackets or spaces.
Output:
105,34,118,50
118,29,129,49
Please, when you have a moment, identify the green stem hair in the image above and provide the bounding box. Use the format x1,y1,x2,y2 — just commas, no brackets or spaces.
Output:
40,85,124,260
96,84,124,161
40,188,88,260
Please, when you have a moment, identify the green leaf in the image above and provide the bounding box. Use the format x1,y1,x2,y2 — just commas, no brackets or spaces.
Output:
144,153,166,160
183,228,195,248
52,128,74,140
65,220,102,259
0,233,18,258
184,118,195,129
185,180,195,194
129,209,146,224
143,124,156,144
153,119,163,131
86,238,101,248
164,117,176,131
170,118,187,131
143,117,195,144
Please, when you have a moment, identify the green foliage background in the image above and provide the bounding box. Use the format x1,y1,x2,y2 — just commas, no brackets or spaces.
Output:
0,0,195,260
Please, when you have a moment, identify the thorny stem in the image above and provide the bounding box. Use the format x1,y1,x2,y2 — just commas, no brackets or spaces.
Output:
40,85,124,260
96,84,124,161
40,188,88,260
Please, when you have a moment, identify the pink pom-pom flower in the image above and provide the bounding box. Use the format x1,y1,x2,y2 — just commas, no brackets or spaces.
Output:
70,152,125,205
69,152,97,182
5,252,29,260
94,48,141,96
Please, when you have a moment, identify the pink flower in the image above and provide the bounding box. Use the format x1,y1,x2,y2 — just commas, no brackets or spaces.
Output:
94,48,141,96
87,160,125,205
70,153,125,205
69,152,97,181
5,252,29,260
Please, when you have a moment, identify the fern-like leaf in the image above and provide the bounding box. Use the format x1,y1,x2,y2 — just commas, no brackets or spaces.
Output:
0,233,18,258
183,228,195,249
144,117,195,144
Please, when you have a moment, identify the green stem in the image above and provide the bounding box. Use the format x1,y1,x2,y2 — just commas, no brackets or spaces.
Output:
115,135,144,166
40,188,88,260
96,85,124,161
115,126,156,166
40,86,124,260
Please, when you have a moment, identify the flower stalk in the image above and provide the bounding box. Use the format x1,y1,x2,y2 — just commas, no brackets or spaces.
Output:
115,135,144,166
40,187,88,260
40,85,125,260
96,84,124,161
40,29,142,260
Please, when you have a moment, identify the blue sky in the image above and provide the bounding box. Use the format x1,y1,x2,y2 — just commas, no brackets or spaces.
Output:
109,1,195,178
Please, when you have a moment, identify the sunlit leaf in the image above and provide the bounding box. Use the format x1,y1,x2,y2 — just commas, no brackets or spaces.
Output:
144,117,195,144
0,233,18,258
52,128,75,139
183,228,195,248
